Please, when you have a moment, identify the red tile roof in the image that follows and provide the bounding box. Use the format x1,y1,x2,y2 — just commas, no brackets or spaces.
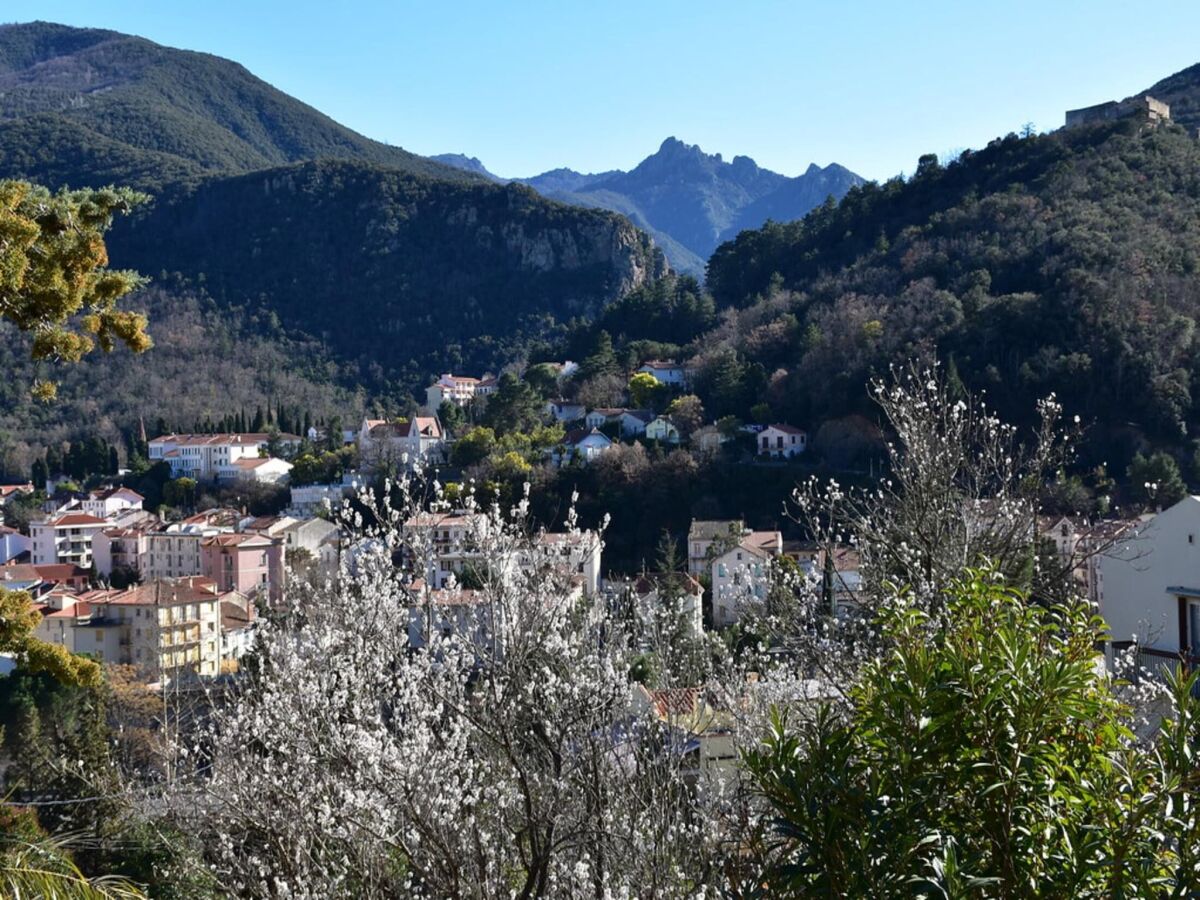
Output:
104,577,221,607
44,602,92,619
201,533,276,548
48,513,107,527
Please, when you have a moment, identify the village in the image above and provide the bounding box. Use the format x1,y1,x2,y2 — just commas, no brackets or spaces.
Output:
2,355,1197,720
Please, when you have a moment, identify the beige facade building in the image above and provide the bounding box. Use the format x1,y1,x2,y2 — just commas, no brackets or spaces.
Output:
37,577,237,682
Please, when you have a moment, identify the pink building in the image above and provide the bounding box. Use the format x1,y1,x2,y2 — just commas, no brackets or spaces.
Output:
200,533,284,604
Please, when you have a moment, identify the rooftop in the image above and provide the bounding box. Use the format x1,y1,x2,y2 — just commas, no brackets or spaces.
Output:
104,577,222,607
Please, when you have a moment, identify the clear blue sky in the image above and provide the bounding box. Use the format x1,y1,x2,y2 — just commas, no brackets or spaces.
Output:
6,1,1200,181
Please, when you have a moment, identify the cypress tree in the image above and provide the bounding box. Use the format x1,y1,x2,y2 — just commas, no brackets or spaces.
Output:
46,445,63,477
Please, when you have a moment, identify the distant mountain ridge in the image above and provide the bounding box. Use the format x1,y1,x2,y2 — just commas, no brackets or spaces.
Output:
0,21,664,458
433,137,864,273
0,21,467,181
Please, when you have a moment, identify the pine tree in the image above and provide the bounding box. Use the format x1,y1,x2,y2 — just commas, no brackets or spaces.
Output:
31,456,48,488
581,330,620,380
45,445,62,477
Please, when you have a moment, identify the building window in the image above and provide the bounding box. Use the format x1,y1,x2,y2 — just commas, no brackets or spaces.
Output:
1189,600,1200,657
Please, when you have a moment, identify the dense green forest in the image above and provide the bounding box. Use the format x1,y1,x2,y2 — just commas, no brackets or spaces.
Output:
104,159,663,393
690,117,1200,475
0,21,664,470
0,21,467,180
0,287,363,476
7,18,1200,503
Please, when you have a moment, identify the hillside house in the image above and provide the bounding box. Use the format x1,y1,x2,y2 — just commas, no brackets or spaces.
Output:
217,456,293,485
287,477,360,517
0,526,31,565
758,424,807,458
557,428,613,466
149,433,300,481
687,519,745,577
645,416,681,444
637,360,687,386
690,424,730,456
358,417,445,470
1095,496,1200,676
546,400,586,423
425,373,498,411
585,408,626,430
144,510,239,581
712,530,783,627
30,513,108,568
81,487,144,519
200,532,285,603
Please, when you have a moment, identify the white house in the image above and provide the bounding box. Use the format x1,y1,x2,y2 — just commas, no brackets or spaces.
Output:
758,424,807,458
30,513,108,568
585,408,626,430
403,511,492,590
557,428,614,466
425,373,498,411
546,400,586,424
149,433,300,481
287,477,360,517
712,530,783,627
619,410,654,438
280,517,340,568
645,416,681,444
531,530,602,597
687,519,745,577
144,509,240,581
218,457,293,485
358,417,445,470
691,424,729,456
1095,496,1200,674
92,523,152,578
0,525,31,565
81,487,144,519
637,360,687,386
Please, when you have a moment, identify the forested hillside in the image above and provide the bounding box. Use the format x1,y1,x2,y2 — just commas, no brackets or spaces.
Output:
699,116,1200,471
0,22,665,467
0,287,365,476
0,21,465,180
107,159,663,391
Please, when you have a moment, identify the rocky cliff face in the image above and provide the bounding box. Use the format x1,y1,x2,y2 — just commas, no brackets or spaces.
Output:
436,137,865,275
109,160,663,388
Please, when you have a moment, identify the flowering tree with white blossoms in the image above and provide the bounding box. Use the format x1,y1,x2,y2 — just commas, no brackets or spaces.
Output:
161,481,741,898
733,362,1096,697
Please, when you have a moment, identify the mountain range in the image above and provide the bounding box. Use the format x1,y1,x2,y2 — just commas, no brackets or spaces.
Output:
5,17,1200,495
434,140,863,274
0,21,665,466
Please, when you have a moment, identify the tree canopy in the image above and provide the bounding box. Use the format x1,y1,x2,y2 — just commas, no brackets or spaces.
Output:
0,179,149,399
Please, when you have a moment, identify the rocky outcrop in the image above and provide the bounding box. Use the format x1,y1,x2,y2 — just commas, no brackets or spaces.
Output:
109,159,664,390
